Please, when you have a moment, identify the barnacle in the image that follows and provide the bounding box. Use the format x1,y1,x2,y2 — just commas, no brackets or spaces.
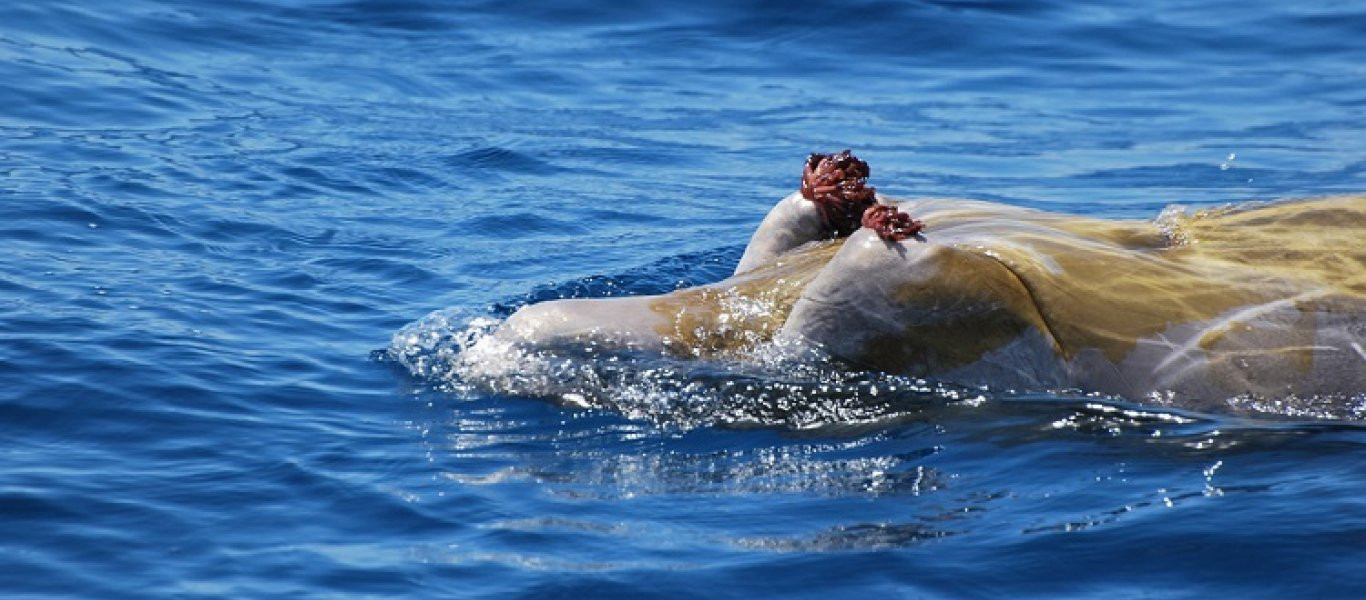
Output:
801,150,923,241
861,204,925,241
801,149,878,237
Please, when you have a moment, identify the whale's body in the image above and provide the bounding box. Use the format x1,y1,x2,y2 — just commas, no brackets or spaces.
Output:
500,194,1366,403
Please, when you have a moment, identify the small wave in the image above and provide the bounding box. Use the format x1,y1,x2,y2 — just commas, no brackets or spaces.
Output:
444,146,563,175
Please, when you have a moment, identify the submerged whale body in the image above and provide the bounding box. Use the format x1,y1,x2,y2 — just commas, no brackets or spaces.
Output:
498,165,1366,407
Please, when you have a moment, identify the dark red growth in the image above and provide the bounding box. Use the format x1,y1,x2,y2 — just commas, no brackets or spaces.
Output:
800,150,878,237
861,204,925,241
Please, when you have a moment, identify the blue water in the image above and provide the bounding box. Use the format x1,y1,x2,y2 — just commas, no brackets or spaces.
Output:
3,1,1366,597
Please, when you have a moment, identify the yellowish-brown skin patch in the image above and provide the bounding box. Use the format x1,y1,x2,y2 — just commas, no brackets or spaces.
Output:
871,249,1048,373
1014,196,1365,364
649,241,842,355
649,196,1366,379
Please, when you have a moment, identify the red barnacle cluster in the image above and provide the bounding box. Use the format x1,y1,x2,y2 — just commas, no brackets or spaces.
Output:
861,204,925,241
801,149,878,237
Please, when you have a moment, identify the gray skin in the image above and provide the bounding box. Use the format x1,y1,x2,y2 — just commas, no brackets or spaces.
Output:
733,191,831,275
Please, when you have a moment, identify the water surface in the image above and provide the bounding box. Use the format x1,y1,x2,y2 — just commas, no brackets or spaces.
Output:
3,1,1365,597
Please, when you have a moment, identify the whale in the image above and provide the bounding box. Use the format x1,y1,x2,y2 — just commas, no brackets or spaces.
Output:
496,153,1366,405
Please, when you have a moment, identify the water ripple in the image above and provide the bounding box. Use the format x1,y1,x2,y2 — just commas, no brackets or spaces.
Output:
4,0,1366,596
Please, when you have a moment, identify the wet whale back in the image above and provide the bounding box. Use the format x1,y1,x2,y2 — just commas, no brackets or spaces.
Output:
907,196,1366,397
1158,196,1366,295
766,196,1366,398
630,196,1366,399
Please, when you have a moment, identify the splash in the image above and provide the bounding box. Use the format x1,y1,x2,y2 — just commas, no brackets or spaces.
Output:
388,304,1366,425
387,308,998,431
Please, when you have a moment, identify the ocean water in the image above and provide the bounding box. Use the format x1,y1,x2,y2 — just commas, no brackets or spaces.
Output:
3,0,1366,597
